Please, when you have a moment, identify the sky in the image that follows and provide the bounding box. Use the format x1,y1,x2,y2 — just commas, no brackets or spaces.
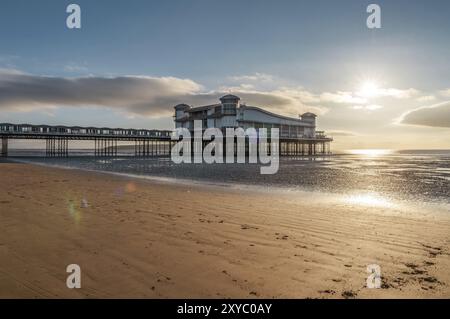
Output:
1,0,450,150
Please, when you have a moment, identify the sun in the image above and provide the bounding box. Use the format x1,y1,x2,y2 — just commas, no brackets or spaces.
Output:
358,80,379,98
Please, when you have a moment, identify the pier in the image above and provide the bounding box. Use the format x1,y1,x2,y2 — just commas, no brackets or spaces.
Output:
0,123,173,157
0,123,332,158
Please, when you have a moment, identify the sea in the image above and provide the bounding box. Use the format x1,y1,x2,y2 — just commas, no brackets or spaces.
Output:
4,149,450,207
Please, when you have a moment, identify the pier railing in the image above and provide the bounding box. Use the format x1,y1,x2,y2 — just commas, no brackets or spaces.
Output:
0,123,172,139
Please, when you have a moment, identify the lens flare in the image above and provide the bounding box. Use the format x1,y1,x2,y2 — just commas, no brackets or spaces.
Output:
65,193,86,225
125,182,137,193
67,200,81,224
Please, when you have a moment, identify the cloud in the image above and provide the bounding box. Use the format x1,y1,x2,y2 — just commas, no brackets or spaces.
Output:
354,86,420,99
439,89,450,97
0,70,327,118
228,73,274,83
0,70,203,117
400,101,450,128
63,62,89,73
416,95,436,102
320,91,367,105
319,87,420,107
0,68,24,75
229,89,327,116
0,69,433,125
326,130,358,137
376,88,419,99
351,104,383,111
0,55,19,65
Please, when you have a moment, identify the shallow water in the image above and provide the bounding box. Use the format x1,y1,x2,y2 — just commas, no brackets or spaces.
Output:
7,149,450,206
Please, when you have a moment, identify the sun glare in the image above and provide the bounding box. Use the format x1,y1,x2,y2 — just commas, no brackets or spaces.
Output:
348,149,392,157
358,80,379,98
343,193,393,208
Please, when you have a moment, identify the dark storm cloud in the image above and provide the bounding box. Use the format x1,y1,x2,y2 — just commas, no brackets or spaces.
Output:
401,101,450,128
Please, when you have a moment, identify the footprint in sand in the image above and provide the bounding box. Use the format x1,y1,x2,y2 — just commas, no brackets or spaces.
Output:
379,277,391,289
275,233,289,240
341,290,357,299
420,276,439,284
403,263,426,275
241,224,259,230
420,243,444,258
402,262,442,290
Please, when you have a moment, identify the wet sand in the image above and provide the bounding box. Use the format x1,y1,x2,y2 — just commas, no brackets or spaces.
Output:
0,162,449,298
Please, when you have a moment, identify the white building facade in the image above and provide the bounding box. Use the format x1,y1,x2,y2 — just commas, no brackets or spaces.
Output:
174,94,320,138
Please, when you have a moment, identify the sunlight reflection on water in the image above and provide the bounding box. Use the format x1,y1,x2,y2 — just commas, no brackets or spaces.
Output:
342,193,394,208
347,149,393,156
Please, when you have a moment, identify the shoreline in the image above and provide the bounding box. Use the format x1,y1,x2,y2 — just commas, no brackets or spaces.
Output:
6,157,450,215
0,162,449,298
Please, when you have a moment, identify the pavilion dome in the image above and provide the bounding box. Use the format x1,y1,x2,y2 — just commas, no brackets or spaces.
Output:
301,112,317,118
174,103,190,110
219,94,240,101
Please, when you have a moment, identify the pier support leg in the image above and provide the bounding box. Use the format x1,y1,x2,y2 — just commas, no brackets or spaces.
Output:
47,138,52,157
1,136,8,157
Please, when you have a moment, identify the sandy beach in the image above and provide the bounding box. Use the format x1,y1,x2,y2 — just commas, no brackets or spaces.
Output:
0,162,449,298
